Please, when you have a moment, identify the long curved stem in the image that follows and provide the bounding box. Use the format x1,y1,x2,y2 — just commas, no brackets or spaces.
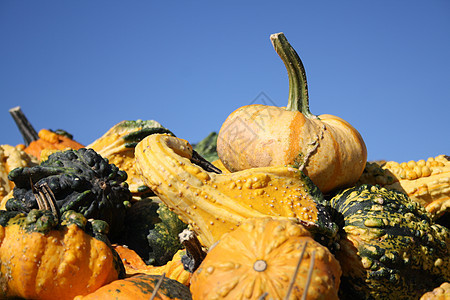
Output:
270,33,314,118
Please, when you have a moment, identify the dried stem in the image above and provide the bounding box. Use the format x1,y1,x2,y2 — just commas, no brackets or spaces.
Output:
191,150,222,174
179,229,207,273
9,106,39,146
32,180,60,222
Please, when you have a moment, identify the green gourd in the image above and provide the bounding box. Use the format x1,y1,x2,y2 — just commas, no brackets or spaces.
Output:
6,148,131,242
329,184,450,300
121,197,188,266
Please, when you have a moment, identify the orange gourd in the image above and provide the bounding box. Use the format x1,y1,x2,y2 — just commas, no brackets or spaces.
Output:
0,208,124,299
74,274,192,300
190,217,341,299
135,134,337,248
217,33,367,193
113,245,192,286
24,129,85,160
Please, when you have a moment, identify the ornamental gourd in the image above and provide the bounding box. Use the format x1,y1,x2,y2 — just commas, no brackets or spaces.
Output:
24,129,85,160
6,148,131,242
420,282,450,300
217,33,367,193
329,184,450,299
9,106,84,160
74,273,192,300
0,194,124,299
120,197,188,266
190,217,341,300
358,155,450,219
135,134,338,248
113,245,192,286
87,120,174,198
0,144,37,198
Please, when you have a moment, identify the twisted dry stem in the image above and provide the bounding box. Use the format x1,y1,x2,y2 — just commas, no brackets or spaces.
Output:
32,180,60,222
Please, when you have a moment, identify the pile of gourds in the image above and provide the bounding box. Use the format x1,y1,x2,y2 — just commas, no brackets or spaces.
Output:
0,33,449,300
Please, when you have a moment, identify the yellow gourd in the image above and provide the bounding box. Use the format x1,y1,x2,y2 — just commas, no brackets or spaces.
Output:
135,134,336,248
358,155,450,218
0,144,37,198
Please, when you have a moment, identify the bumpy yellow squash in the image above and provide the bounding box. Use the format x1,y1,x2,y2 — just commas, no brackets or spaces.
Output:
135,134,336,248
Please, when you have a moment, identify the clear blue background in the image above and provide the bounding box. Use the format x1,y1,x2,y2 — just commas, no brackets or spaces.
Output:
1,1,449,162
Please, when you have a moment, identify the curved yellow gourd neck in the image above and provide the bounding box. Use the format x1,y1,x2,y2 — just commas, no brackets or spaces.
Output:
136,134,330,249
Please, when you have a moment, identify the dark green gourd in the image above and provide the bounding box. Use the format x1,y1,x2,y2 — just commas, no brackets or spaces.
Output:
329,184,450,300
6,148,131,241
121,197,188,266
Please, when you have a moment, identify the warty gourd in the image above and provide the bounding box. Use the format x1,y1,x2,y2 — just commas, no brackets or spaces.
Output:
135,134,337,248
358,155,450,219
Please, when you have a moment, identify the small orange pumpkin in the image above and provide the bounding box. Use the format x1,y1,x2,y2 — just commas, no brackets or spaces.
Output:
0,209,124,299
217,33,367,193
190,217,341,300
74,273,192,300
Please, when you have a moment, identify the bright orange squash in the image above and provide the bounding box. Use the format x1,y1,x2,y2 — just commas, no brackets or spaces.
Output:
217,33,367,193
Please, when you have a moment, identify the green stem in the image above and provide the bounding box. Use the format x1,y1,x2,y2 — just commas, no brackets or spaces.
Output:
270,33,314,118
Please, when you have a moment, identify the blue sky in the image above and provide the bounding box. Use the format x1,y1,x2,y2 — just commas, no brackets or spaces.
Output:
1,1,449,163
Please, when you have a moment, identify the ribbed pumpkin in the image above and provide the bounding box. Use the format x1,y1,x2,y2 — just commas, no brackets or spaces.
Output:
190,217,341,300
217,32,367,194
0,208,124,299
74,273,192,300
135,134,338,248
329,184,450,299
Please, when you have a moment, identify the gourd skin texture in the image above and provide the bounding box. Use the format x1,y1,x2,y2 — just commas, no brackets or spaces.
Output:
24,128,85,160
217,33,367,194
0,144,38,198
358,155,450,218
419,282,450,300
121,198,188,266
114,245,192,286
74,273,192,300
190,217,341,300
135,134,337,248
329,184,450,300
0,210,124,299
6,148,131,241
218,106,367,193
87,120,174,198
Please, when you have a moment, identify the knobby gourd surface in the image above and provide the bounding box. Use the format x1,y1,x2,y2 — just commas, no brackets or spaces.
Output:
190,217,341,300
135,134,337,248
329,184,450,300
